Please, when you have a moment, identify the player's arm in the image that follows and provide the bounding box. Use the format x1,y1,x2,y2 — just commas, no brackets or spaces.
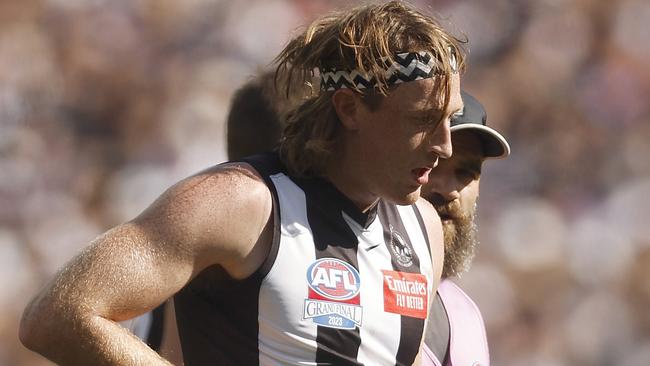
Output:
19,163,273,365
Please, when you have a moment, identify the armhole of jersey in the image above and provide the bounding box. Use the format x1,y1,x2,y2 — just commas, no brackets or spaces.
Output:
256,179,280,278
238,154,283,280
412,204,432,258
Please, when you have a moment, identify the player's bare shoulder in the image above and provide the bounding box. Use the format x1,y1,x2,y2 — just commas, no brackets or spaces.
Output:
414,196,442,230
133,162,274,279
414,196,443,247
414,196,444,283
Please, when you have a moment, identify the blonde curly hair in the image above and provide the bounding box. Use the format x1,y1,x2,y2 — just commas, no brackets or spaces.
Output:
275,1,466,177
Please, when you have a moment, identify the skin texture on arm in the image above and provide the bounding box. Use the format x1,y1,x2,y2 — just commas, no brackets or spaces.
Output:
19,163,273,365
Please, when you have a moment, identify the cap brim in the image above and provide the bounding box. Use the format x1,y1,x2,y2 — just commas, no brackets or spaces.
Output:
450,124,511,159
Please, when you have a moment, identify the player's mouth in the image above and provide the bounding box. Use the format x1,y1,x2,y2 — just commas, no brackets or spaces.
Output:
411,167,432,185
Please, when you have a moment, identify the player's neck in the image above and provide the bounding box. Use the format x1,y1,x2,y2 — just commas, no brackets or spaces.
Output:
325,155,378,213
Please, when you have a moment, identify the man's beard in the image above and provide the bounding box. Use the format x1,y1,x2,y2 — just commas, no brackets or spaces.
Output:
436,202,479,278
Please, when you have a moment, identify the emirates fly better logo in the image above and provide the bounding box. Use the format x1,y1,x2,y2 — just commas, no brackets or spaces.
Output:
303,258,363,330
382,270,428,319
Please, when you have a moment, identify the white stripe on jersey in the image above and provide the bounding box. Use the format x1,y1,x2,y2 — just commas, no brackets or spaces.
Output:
258,173,318,366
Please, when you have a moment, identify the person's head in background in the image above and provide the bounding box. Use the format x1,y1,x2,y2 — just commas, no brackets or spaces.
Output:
226,72,279,160
226,68,314,160
422,91,510,278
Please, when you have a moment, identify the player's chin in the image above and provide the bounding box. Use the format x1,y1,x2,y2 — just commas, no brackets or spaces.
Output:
391,187,421,206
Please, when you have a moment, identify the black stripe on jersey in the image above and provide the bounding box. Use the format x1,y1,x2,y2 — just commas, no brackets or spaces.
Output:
377,201,425,366
425,293,450,363
146,302,165,352
175,265,266,365
294,177,364,366
241,153,283,277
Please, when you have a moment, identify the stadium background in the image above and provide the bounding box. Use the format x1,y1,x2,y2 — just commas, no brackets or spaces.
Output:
1,0,649,365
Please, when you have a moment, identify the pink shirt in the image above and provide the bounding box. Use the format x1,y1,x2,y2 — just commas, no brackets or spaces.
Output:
422,279,490,366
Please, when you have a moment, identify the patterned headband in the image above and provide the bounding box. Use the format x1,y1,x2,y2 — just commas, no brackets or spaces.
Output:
319,51,457,91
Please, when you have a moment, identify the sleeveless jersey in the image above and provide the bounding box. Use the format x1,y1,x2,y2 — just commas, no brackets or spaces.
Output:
174,153,436,365
422,279,490,366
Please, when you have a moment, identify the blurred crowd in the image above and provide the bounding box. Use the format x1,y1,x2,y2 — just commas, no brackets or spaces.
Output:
1,0,649,365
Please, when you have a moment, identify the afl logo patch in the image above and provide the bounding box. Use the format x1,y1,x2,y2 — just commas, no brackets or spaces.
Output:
306,258,361,301
303,258,363,330
389,225,414,267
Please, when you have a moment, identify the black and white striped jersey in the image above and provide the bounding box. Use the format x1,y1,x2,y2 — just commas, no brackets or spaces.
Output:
174,153,435,366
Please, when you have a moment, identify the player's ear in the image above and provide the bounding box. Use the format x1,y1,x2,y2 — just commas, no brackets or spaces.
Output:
331,89,362,131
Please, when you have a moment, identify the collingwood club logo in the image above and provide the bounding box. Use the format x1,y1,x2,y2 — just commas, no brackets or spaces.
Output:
389,225,413,267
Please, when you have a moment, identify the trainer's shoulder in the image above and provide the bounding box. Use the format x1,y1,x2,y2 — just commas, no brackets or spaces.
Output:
438,279,485,324
438,279,490,364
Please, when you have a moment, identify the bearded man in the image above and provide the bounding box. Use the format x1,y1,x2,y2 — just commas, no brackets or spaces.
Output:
421,91,511,366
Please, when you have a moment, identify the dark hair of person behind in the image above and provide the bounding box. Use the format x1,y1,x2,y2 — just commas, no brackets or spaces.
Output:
226,75,284,160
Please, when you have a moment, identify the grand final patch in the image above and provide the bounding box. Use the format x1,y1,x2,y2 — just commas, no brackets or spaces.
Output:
382,270,428,319
303,258,363,330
